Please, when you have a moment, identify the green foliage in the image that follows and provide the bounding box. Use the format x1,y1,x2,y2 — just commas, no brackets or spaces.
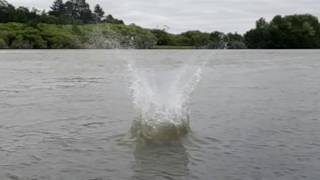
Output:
94,4,104,23
37,24,81,48
80,23,156,48
0,38,7,48
151,30,246,49
152,14,320,49
0,22,156,49
0,23,46,48
225,33,246,49
0,0,124,25
103,15,124,24
123,24,157,48
207,31,225,49
245,14,320,49
10,35,32,48
151,29,171,45
49,0,64,16
17,27,47,48
1,0,319,50
180,31,210,48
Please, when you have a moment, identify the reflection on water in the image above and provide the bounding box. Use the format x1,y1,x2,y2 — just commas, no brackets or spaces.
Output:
132,140,189,180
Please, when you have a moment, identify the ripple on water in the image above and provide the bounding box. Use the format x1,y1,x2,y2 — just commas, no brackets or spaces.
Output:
0,90,20,94
6,173,20,180
82,122,105,128
132,140,190,180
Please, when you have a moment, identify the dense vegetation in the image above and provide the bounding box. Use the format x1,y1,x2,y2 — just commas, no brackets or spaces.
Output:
244,14,320,49
0,0,156,49
0,23,157,49
151,14,320,49
1,0,320,49
151,29,246,49
0,0,123,25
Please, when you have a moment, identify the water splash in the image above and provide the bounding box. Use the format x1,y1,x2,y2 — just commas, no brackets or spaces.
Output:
128,62,204,142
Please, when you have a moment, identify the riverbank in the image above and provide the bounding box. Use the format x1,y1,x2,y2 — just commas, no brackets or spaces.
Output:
153,45,195,49
0,23,157,49
1,13,320,49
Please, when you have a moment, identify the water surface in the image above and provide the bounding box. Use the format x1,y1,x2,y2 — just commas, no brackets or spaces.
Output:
0,50,320,180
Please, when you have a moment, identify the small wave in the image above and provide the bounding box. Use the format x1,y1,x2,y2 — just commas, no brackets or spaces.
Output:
131,118,190,143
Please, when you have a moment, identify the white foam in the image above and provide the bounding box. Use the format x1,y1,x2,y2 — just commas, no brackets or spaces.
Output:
127,62,204,130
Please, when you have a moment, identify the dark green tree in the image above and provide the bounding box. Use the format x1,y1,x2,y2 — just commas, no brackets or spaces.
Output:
0,0,124,25
225,33,246,49
103,14,124,24
151,29,172,45
0,0,15,23
208,31,225,49
94,4,104,23
245,14,320,48
63,0,94,23
180,31,210,48
256,18,268,29
49,0,65,16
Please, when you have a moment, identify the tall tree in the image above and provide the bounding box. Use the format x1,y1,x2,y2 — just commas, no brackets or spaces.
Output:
256,18,268,29
62,0,94,23
0,0,15,23
208,31,226,49
49,0,65,16
74,0,93,23
245,14,320,48
103,14,124,24
94,4,104,23
64,1,75,17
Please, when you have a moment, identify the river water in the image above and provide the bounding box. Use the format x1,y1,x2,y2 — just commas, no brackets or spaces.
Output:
0,50,319,180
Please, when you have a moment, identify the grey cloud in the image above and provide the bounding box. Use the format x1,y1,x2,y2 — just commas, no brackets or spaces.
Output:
8,0,320,33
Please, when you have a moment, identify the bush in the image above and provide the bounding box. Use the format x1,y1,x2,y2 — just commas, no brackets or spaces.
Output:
0,38,7,48
0,22,157,49
10,35,33,48
227,41,247,49
38,24,81,48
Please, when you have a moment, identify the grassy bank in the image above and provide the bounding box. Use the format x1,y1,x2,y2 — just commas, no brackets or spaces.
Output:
0,23,157,49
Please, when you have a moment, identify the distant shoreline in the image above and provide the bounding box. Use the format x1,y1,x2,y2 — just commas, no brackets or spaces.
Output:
1,0,320,49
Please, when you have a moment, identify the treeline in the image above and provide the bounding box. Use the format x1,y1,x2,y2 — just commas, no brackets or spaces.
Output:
1,0,320,49
0,0,156,49
151,30,246,49
0,23,156,49
0,0,123,25
245,14,320,49
151,14,320,49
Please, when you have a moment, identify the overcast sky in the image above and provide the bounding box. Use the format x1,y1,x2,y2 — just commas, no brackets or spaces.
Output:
8,0,320,34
